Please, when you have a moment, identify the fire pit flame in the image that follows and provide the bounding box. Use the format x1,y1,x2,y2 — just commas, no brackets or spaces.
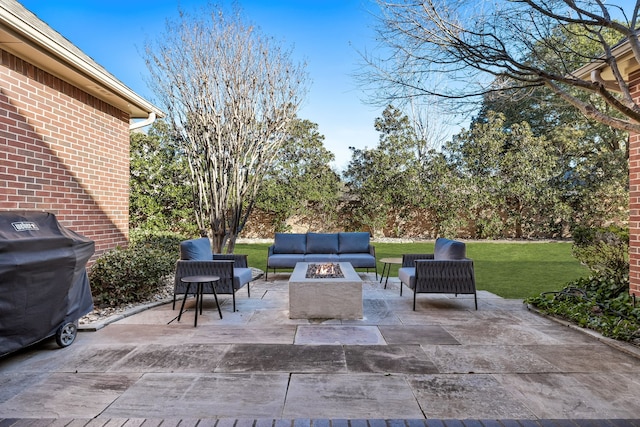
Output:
306,263,344,279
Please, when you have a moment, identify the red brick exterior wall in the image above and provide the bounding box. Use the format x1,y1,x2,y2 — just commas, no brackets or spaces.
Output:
629,70,640,297
0,49,130,261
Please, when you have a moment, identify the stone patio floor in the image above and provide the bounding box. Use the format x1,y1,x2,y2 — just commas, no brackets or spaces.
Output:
1,273,640,425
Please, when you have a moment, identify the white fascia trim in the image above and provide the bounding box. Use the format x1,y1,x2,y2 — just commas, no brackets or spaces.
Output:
0,2,163,119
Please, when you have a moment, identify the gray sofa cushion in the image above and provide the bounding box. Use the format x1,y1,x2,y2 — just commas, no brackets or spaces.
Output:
266,232,376,273
339,232,370,253
273,233,307,254
338,253,375,268
434,237,466,260
304,253,339,263
268,254,306,268
180,238,212,260
306,233,339,254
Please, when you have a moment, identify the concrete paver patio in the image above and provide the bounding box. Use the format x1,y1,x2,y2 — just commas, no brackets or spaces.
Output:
1,273,640,424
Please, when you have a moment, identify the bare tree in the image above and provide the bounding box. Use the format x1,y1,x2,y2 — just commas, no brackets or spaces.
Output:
145,5,308,252
406,96,454,157
363,0,640,134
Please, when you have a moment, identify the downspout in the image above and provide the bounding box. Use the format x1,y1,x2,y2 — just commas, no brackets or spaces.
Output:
129,111,157,131
591,69,605,84
590,69,619,91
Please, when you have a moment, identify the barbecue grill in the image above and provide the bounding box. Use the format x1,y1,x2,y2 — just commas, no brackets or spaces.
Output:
0,211,94,357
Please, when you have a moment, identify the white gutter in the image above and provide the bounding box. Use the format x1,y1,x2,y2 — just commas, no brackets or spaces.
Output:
129,112,157,131
572,39,635,82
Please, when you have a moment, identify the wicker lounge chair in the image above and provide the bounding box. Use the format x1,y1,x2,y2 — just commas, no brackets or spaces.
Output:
398,238,477,310
173,238,252,312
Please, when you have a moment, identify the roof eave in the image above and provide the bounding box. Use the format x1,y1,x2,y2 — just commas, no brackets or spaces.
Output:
572,40,639,89
0,1,163,119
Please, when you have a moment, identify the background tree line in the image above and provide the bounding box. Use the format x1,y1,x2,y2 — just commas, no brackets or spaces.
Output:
131,1,633,247
130,100,628,240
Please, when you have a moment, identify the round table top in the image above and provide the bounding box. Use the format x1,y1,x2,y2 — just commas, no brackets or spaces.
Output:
180,275,220,283
379,257,403,264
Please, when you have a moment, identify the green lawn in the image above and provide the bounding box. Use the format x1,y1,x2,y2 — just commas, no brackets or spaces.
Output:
234,240,589,299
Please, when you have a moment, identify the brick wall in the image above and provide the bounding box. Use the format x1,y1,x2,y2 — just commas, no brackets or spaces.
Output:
0,49,130,261
629,69,640,297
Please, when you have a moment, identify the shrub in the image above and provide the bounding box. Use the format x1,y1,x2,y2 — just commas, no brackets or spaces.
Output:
129,229,190,257
89,230,192,308
526,225,638,344
526,276,640,343
571,225,628,282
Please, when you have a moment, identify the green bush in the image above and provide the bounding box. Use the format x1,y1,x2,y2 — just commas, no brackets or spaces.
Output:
571,225,628,281
129,229,190,257
526,225,638,344
89,230,191,308
526,276,640,343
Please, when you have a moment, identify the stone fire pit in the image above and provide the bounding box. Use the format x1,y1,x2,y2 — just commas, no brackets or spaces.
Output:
289,262,363,319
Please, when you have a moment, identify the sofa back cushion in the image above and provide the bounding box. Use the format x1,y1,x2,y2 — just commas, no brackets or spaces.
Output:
339,232,370,253
180,238,212,260
273,233,307,254
306,233,339,254
434,237,466,260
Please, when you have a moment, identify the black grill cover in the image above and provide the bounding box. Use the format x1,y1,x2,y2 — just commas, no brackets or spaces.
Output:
0,211,94,356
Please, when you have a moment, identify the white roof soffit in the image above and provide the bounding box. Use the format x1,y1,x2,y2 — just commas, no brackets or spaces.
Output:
572,40,639,91
0,0,163,119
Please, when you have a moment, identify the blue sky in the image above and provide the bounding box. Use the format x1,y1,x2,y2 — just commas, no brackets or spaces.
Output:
18,0,384,170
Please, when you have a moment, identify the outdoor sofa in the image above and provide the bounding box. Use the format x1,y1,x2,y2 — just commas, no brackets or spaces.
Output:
266,232,377,279
398,237,477,310
173,237,253,312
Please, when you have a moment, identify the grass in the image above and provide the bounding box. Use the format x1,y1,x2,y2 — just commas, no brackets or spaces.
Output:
234,240,590,299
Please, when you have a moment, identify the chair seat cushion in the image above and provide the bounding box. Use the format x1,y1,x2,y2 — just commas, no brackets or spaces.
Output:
398,267,416,289
233,267,252,289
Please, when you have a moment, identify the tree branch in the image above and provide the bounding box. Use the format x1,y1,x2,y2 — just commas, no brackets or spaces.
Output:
360,0,640,135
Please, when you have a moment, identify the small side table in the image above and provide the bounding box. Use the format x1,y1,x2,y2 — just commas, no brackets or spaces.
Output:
178,275,222,326
379,257,403,288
